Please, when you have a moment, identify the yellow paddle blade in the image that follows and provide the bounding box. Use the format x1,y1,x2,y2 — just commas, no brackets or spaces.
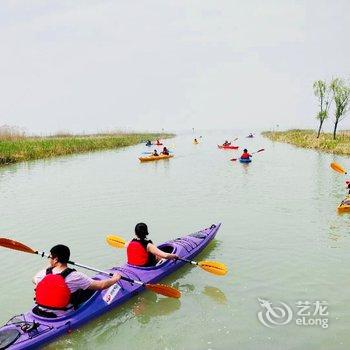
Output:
330,162,347,174
145,283,181,298
106,235,125,248
198,261,228,276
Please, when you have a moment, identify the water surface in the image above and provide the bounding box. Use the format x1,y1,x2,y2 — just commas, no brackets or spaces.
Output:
1,131,349,349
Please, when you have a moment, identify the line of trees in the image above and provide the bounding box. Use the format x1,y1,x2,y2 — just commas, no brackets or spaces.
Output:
313,78,350,139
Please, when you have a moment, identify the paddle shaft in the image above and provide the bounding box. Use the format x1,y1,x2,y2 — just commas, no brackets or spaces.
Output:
177,257,198,266
35,250,144,286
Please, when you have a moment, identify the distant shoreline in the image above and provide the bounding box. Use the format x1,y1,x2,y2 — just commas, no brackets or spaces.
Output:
0,132,175,166
262,129,350,155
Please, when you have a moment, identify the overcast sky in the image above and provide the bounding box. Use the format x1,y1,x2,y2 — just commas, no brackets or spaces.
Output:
1,0,349,134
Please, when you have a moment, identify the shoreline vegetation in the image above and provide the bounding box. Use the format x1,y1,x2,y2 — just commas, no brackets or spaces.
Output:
0,129,174,166
262,129,350,155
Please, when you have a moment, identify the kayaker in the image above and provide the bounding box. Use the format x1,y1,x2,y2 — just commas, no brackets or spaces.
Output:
223,140,231,146
346,181,350,195
194,138,198,143
153,149,159,156
146,140,152,146
240,149,252,159
33,244,121,318
127,223,178,267
161,147,169,155
156,139,162,145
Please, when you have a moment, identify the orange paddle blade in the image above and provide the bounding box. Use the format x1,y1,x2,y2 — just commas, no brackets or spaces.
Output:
145,283,181,298
0,238,36,254
198,261,228,276
331,162,347,174
106,235,126,248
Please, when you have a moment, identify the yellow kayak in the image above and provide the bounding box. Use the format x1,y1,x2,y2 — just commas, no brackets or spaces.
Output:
337,196,350,213
139,154,174,162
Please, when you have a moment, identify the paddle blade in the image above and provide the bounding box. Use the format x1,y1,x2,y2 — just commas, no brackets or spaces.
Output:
230,158,237,161
145,283,181,298
0,238,36,254
106,235,126,248
256,148,265,153
198,261,228,276
331,162,347,174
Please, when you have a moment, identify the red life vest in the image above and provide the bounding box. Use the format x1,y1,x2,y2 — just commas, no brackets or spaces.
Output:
127,239,153,266
241,152,251,159
35,267,75,310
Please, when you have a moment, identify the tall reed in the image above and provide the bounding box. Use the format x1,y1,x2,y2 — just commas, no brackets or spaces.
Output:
0,131,174,166
262,129,350,155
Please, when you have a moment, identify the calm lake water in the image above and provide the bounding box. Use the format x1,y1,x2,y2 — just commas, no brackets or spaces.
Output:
1,131,350,350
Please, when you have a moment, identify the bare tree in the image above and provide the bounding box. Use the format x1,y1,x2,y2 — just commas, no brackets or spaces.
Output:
313,80,332,138
330,78,350,139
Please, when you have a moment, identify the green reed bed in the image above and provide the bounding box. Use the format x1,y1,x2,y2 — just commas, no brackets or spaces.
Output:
0,133,174,165
262,129,350,155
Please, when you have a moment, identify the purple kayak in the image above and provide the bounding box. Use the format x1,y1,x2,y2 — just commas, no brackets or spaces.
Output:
0,223,221,349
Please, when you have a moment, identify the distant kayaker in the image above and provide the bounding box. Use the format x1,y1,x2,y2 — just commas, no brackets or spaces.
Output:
240,149,252,159
346,181,350,195
127,223,178,267
156,139,162,145
194,138,198,143
153,149,159,156
146,140,152,146
32,244,121,317
223,140,231,146
161,147,169,155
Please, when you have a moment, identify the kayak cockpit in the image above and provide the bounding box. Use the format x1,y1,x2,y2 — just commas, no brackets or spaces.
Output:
31,288,99,321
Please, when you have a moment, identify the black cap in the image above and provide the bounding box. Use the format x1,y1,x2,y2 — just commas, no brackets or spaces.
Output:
50,244,70,263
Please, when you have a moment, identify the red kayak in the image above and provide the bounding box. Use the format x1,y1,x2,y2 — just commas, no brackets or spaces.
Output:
217,145,239,150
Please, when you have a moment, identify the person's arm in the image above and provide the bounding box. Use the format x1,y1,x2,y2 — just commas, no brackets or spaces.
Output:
88,273,121,291
147,243,178,260
32,269,45,285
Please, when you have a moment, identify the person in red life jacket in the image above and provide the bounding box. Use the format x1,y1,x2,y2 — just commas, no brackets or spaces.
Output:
161,147,169,155
33,244,121,318
240,148,252,160
127,223,178,267
156,139,162,145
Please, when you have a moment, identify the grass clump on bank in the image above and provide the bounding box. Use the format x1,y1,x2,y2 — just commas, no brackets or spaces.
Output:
262,129,350,155
0,131,174,166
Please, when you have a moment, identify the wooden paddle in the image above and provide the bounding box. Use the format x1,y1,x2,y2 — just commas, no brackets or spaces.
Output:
230,148,265,161
106,234,228,276
330,162,347,174
0,238,180,298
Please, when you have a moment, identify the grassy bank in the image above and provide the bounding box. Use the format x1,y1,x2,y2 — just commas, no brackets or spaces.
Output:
0,132,174,166
262,129,350,155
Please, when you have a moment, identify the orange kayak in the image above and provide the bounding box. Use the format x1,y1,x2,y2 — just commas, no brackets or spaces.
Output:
139,154,174,162
338,196,350,213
